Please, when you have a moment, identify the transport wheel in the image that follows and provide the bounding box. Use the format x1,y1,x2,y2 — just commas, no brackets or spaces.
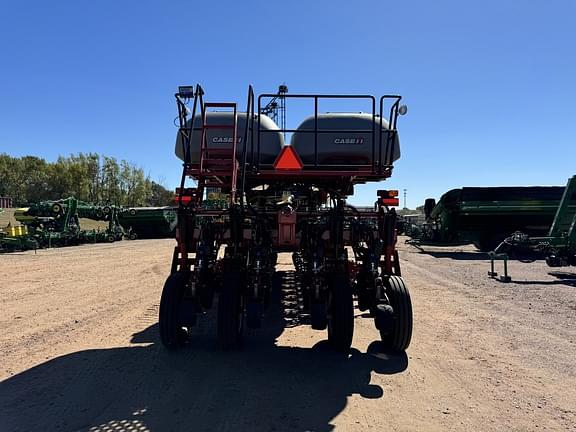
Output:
159,271,192,349
327,273,354,352
129,232,138,240
218,271,244,349
379,276,412,352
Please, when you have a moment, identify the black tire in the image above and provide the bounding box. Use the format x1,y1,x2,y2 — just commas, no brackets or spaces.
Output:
159,272,191,349
311,301,328,330
218,271,244,349
380,276,412,352
474,233,505,252
51,203,63,214
129,233,138,240
327,273,354,352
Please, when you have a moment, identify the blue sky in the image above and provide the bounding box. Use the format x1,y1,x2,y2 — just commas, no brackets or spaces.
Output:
0,0,574,207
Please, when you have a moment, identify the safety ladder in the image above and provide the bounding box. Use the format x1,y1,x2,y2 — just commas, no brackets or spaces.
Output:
194,102,239,205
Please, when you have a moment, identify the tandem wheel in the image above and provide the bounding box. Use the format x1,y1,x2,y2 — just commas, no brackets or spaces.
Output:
327,273,354,352
378,275,413,352
311,302,328,330
217,271,245,349
159,271,195,349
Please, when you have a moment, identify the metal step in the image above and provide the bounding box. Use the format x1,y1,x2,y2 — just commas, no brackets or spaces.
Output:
189,169,235,176
204,149,236,157
203,159,235,166
202,124,235,130
204,102,237,108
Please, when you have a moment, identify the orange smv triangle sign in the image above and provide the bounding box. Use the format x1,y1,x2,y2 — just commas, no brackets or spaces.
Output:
273,146,303,170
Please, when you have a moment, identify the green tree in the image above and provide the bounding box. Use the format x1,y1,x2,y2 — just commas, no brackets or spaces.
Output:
0,152,174,207
149,181,174,206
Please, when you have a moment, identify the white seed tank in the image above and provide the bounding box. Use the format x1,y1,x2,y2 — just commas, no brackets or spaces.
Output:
175,112,284,165
290,113,400,166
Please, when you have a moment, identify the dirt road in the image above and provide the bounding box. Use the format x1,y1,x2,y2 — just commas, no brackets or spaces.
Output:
1,239,575,431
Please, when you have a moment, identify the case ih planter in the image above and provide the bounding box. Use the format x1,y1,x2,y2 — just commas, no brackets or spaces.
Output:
159,85,412,352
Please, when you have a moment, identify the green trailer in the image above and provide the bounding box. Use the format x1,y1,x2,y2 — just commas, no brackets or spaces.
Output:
407,186,567,251
118,207,177,239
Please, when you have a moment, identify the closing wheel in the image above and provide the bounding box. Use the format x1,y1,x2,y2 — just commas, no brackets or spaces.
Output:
218,271,244,349
159,271,193,349
379,275,413,352
327,273,354,352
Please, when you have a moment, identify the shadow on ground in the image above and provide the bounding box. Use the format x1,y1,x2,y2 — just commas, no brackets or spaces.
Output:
0,272,408,432
496,271,576,287
422,250,546,263
422,251,489,261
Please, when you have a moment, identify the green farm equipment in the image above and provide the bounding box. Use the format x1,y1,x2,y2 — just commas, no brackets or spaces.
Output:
488,176,576,281
0,224,40,251
0,197,124,252
406,186,565,251
118,207,177,239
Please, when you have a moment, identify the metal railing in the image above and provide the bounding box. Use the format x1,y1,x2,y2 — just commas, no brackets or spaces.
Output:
254,92,402,174
175,86,404,183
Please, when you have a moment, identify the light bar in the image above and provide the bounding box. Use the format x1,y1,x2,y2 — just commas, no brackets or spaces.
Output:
377,190,399,198
178,86,195,98
381,198,400,207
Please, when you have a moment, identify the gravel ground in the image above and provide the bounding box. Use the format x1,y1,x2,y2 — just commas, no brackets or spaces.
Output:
0,238,575,431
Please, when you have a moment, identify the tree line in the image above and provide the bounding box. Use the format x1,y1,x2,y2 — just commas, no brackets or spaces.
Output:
0,153,174,207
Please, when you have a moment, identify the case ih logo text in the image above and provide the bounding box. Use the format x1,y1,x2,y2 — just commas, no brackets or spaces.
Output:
212,137,243,144
334,137,364,144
